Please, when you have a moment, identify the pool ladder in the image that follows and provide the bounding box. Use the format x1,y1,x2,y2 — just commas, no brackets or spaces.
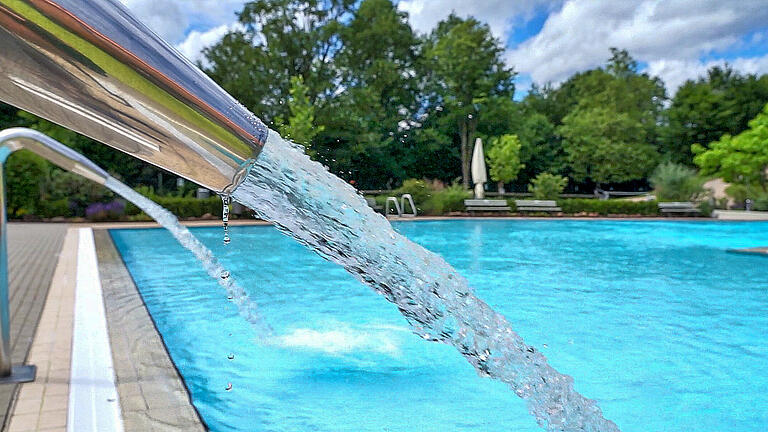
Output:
385,194,417,218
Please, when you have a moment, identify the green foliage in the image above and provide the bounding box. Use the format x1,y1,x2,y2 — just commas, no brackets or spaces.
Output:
277,76,324,152
649,162,706,202
560,107,659,184
517,112,562,184
420,183,470,215
528,173,568,200
46,170,114,216
558,199,659,215
393,179,432,204
4,0,768,196
204,0,355,123
124,195,223,219
388,179,469,215
36,199,72,219
5,150,47,217
486,134,523,185
693,103,768,188
663,66,768,164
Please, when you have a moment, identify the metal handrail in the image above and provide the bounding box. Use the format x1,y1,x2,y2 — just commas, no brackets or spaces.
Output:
0,128,114,383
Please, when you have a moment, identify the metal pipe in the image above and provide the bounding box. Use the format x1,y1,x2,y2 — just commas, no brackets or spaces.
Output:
0,127,110,381
0,0,269,194
0,127,113,382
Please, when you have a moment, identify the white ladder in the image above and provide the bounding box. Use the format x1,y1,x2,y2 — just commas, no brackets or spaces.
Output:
385,194,417,217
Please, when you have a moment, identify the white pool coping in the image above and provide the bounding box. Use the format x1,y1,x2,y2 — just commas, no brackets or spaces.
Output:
67,228,124,432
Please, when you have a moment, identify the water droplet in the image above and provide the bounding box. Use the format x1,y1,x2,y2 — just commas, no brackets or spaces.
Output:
221,195,231,244
220,271,230,279
225,383,233,391
227,353,234,360
227,294,233,301
467,114,473,119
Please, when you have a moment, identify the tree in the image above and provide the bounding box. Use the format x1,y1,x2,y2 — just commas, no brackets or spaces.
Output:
276,76,324,151
486,134,523,194
559,107,659,185
5,150,47,217
0,102,27,129
203,0,356,122
528,173,568,200
425,14,515,189
663,66,768,164
312,0,420,187
517,111,562,185
693,103,768,190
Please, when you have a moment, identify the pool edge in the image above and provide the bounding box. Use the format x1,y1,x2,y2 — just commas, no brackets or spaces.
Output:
93,229,207,431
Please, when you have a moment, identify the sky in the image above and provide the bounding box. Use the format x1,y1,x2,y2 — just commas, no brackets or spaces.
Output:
120,0,768,97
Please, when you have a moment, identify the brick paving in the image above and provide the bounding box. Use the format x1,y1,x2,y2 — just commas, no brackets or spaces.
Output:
0,224,67,430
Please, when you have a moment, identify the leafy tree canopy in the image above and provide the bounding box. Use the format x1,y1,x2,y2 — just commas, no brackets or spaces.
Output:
693,103,768,189
486,134,523,188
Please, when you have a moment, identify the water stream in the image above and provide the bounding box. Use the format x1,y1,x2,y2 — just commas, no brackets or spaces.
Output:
104,178,265,331
231,132,620,432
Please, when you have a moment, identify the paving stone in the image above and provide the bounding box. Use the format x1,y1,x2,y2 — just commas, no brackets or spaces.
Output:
0,224,66,430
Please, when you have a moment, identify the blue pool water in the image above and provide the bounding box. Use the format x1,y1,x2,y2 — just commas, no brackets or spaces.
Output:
110,220,768,431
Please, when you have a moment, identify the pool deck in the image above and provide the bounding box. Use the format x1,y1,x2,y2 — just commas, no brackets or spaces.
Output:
1,224,204,432
0,224,66,430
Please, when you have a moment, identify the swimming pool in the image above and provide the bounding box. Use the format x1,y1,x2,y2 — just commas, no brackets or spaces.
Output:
110,220,768,431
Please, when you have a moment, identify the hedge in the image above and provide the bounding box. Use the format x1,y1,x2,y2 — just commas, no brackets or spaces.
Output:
125,196,223,219
558,199,659,215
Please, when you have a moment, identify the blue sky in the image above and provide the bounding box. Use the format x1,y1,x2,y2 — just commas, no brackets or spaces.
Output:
121,0,768,97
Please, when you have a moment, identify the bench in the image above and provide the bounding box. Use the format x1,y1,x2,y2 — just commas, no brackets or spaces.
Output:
658,202,700,215
365,197,383,213
464,199,511,212
514,200,562,212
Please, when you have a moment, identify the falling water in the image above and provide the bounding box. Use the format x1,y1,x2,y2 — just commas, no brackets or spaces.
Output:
231,132,620,432
105,178,266,332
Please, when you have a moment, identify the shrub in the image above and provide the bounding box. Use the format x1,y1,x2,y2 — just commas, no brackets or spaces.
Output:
559,199,659,215
5,150,47,217
125,196,223,219
36,199,73,219
528,173,568,200
393,179,433,204
421,184,470,215
85,200,125,221
650,162,706,202
45,170,114,216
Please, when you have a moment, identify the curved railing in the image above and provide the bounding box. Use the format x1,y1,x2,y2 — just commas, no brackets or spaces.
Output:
0,127,114,382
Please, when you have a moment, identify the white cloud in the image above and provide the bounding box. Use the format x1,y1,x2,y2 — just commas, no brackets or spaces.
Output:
647,54,768,93
120,0,245,43
507,0,768,88
175,24,241,64
120,0,188,43
397,0,561,40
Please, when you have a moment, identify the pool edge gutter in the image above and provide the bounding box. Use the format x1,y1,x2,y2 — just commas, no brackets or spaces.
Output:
92,229,207,431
